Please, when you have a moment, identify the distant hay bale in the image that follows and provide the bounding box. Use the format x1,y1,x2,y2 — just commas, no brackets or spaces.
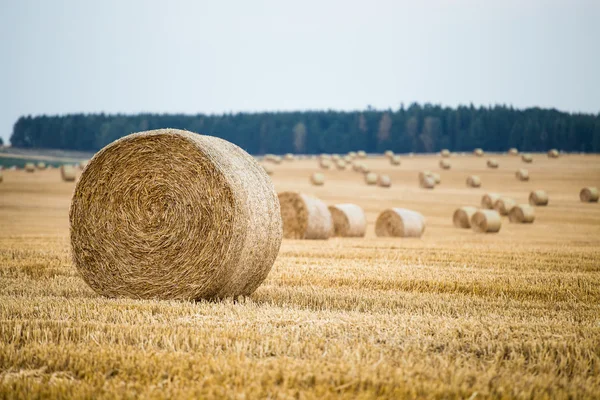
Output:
466,175,481,188
328,204,367,237
278,192,332,240
580,187,599,203
481,193,500,209
319,158,332,169
262,164,274,175
419,174,436,189
70,128,282,300
352,162,363,172
331,154,341,161
493,197,516,216
310,172,325,186
284,153,295,161
529,190,548,206
474,148,484,157
521,153,533,163
375,208,425,238
384,150,394,159
60,165,76,182
471,210,502,233
335,159,347,170
343,155,353,164
357,150,367,159
37,162,47,170
453,206,477,228
319,154,331,160
365,172,378,185
390,155,401,165
24,163,36,172
440,149,450,158
265,154,282,164
347,151,357,158
431,173,441,184
509,204,535,223
439,159,451,170
548,149,559,158
378,174,391,187
516,168,529,181
509,148,519,156
486,159,499,169
358,163,370,174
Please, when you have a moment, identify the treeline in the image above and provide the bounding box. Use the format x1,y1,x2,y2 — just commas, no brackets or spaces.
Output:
10,104,600,154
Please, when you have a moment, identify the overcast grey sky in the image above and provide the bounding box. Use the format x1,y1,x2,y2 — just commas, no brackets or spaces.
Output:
1,0,598,144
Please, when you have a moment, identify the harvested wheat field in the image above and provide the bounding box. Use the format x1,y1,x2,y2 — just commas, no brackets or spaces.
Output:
1,152,600,399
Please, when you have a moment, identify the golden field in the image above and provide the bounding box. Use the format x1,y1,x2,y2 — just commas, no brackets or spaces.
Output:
1,153,600,399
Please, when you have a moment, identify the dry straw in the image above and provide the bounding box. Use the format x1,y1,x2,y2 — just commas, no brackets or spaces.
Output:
284,153,295,161
319,158,332,169
384,150,394,159
310,172,325,186
522,153,533,163
453,206,477,229
439,159,451,170
335,159,347,170
548,149,559,158
471,210,502,233
0,171,3,183
25,163,35,173
390,155,401,165
347,151,357,158
378,174,391,187
474,148,484,157
328,203,367,237
70,129,282,301
487,159,499,169
494,197,516,215
431,172,441,184
375,208,425,238
440,149,451,158
37,162,47,170
278,191,332,240
466,175,481,188
509,204,535,223
509,148,519,156
529,190,548,206
365,172,378,185
580,187,599,203
262,164,274,175
481,193,500,209
357,150,367,159
60,165,76,182
332,154,341,161
420,175,436,189
516,168,529,181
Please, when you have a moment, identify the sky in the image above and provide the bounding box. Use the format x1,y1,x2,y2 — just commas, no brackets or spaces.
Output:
1,0,599,144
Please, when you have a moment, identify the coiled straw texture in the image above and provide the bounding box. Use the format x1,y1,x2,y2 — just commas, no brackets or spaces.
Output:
375,208,425,238
278,192,332,240
580,187,599,203
70,129,282,301
481,193,500,209
509,204,535,223
471,210,502,233
453,206,478,229
328,204,367,237
494,197,517,216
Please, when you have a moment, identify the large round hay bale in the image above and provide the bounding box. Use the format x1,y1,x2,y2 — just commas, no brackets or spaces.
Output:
471,210,501,233
278,192,332,240
319,154,331,160
420,175,436,189
509,204,535,223
474,148,484,157
453,206,477,229
390,155,401,165
310,172,325,186
481,193,500,209
521,153,533,163
70,129,282,300
439,159,451,170
331,154,341,161
466,175,481,188
319,158,332,169
60,165,76,182
36,162,47,170
529,190,548,206
24,163,35,173
431,173,441,184
357,150,367,159
343,155,353,164
378,174,391,188
347,151,357,158
547,149,559,158
365,172,378,185
580,187,599,203
516,168,529,181
284,153,295,161
509,148,519,156
375,208,425,238
384,150,394,159
335,159,347,170
418,171,432,183
487,158,499,169
440,149,451,158
493,197,516,216
328,204,366,237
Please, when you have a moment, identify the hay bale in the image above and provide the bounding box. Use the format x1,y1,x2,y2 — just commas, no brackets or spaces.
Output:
310,172,325,186
335,159,347,170
493,197,516,216
37,162,47,170
431,173,441,184
474,148,484,157
440,149,450,158
358,163,371,174
420,174,435,189
60,165,76,182
319,158,332,169
439,159,451,170
466,175,481,188
278,192,332,240
521,153,533,163
357,150,367,159
284,153,295,161
365,172,378,185
328,204,366,237
487,158,499,169
529,190,548,206
471,210,502,233
375,208,425,238
384,150,394,159
70,129,282,300
343,155,353,164
262,164,274,175
319,154,331,160
378,174,391,188
509,204,535,223
24,163,35,172
348,151,357,158
516,168,529,181
453,206,477,229
580,187,599,203
481,193,500,209
509,148,519,156
548,149,559,158
390,155,401,166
